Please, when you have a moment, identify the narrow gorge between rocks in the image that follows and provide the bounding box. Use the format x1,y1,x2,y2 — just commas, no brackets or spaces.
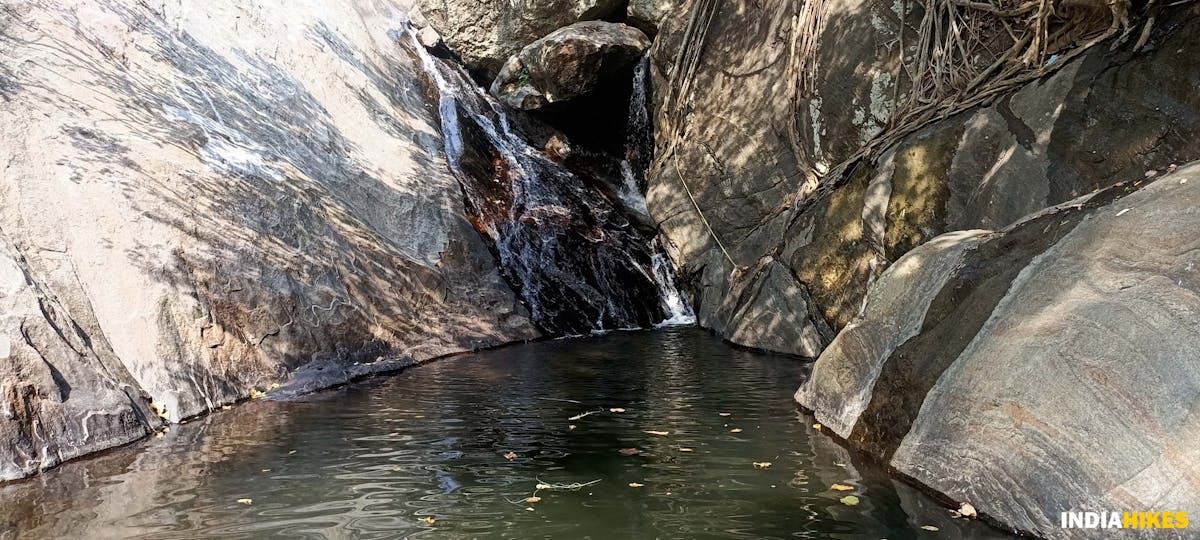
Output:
2,1,1199,539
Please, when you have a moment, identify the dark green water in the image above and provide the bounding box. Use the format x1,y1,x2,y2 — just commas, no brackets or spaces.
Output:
0,328,1007,539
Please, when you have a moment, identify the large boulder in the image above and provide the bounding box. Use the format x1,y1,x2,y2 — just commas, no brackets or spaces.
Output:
0,0,538,480
645,2,1200,356
627,0,681,34
490,21,651,111
797,166,1200,538
416,0,627,79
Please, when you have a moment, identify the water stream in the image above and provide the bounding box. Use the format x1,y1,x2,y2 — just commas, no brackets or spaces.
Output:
0,328,1008,539
403,28,690,335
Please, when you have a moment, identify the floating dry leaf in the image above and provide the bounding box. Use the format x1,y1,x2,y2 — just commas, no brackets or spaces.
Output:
678,447,694,452
526,507,535,511
840,495,860,506
831,483,855,491
250,389,266,400
959,502,977,518
221,405,232,411
609,408,626,413
628,482,644,488
618,448,642,455
644,430,670,436
525,496,542,503
419,516,436,525
718,412,731,417
237,498,253,506
729,428,743,433
921,525,939,531
503,451,518,460
568,424,577,430
812,423,822,431
753,462,772,469
261,468,272,473
288,450,297,455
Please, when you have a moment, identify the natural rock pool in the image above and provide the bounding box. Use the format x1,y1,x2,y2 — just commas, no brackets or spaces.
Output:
0,328,1008,539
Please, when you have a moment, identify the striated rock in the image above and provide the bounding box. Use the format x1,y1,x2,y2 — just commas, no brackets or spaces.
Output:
797,165,1200,538
646,3,1200,355
490,21,651,111
0,0,539,480
0,236,161,481
416,0,626,79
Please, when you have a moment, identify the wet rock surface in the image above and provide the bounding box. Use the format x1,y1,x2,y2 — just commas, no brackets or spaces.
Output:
412,35,672,335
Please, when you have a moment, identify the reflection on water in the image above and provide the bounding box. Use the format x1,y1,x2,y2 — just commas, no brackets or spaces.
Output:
0,328,1008,539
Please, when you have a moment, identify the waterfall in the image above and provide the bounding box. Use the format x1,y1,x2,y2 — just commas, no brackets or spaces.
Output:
403,27,693,332
624,54,696,327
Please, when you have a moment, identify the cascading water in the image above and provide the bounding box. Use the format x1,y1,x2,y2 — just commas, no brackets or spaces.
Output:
624,55,695,327
402,26,692,334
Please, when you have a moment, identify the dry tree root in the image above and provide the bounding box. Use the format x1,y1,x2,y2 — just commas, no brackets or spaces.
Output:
785,0,1167,212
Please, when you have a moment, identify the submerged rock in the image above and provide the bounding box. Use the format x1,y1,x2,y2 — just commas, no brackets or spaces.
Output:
490,21,652,111
797,166,1200,539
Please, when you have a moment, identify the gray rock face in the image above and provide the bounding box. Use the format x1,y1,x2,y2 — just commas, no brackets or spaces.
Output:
416,0,627,79
797,165,1200,538
490,21,651,111
646,3,1200,355
0,0,539,481
0,236,160,481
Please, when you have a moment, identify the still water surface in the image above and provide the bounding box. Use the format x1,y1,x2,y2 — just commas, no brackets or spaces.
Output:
0,328,1009,539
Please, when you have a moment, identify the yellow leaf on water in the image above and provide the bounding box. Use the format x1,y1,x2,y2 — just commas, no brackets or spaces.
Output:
718,412,732,417
525,507,535,511
840,495,860,506
730,428,743,433
609,408,626,413
921,525,939,531
753,462,772,469
250,389,266,400
525,496,541,503
288,450,297,455
237,498,253,506
831,484,855,491
503,451,518,460
535,483,551,490
644,430,670,436
261,469,272,473
568,424,577,430
813,423,822,431
628,482,644,488
678,448,694,452
419,516,436,525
